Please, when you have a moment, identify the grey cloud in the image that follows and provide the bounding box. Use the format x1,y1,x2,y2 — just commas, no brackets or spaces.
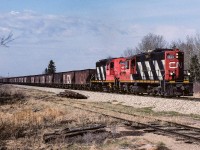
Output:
0,11,130,42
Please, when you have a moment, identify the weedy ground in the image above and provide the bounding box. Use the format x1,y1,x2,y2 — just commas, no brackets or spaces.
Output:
0,85,171,149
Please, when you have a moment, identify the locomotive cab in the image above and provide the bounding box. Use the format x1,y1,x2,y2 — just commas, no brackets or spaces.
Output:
119,57,137,81
106,57,126,81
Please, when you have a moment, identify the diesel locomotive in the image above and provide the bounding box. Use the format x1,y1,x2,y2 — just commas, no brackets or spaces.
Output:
0,48,193,97
93,48,193,97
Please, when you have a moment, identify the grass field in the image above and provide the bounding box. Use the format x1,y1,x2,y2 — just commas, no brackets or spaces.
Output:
0,85,181,150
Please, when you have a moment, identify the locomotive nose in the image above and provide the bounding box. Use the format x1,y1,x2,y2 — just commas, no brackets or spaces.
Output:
165,51,184,81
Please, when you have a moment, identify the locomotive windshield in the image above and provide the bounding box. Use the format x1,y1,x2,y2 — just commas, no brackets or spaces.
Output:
125,61,129,69
167,54,175,59
110,62,114,68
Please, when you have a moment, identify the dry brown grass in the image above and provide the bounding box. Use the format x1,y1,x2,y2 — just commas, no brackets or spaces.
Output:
0,107,66,142
0,85,25,105
0,86,172,150
0,107,64,127
0,86,118,149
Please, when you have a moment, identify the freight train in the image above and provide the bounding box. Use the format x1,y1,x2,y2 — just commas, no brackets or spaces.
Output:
0,48,193,97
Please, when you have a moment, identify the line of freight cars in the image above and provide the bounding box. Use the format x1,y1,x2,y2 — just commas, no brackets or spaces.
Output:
0,69,95,89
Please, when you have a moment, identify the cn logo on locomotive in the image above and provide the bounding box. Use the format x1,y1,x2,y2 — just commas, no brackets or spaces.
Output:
169,62,182,68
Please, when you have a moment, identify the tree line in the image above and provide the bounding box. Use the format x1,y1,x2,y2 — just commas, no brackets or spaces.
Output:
123,33,200,83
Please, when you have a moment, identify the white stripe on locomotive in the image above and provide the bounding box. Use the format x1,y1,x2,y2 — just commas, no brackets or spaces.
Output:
137,62,146,80
145,61,153,80
100,66,105,80
154,60,163,80
96,67,101,80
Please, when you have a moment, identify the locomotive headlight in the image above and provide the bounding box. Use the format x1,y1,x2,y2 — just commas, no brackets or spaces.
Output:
176,53,179,58
187,72,191,76
170,72,175,76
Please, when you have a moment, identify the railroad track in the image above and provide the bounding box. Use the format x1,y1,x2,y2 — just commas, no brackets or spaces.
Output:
12,84,200,102
69,87,200,102
52,99,200,144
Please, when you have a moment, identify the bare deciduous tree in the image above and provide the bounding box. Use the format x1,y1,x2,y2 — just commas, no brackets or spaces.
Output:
189,54,200,82
135,33,168,53
123,48,136,57
121,33,200,74
170,35,200,70
194,33,200,55
171,40,191,69
0,32,14,47
122,33,168,57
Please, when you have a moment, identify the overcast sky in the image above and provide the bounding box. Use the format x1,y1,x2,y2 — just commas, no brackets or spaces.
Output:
0,0,200,76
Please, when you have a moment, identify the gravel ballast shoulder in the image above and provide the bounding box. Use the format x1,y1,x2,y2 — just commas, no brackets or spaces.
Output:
14,85,200,115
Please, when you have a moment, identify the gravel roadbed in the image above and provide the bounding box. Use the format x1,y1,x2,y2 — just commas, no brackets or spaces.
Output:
15,85,200,115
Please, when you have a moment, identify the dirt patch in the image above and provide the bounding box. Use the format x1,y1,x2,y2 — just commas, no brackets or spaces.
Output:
57,90,88,99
